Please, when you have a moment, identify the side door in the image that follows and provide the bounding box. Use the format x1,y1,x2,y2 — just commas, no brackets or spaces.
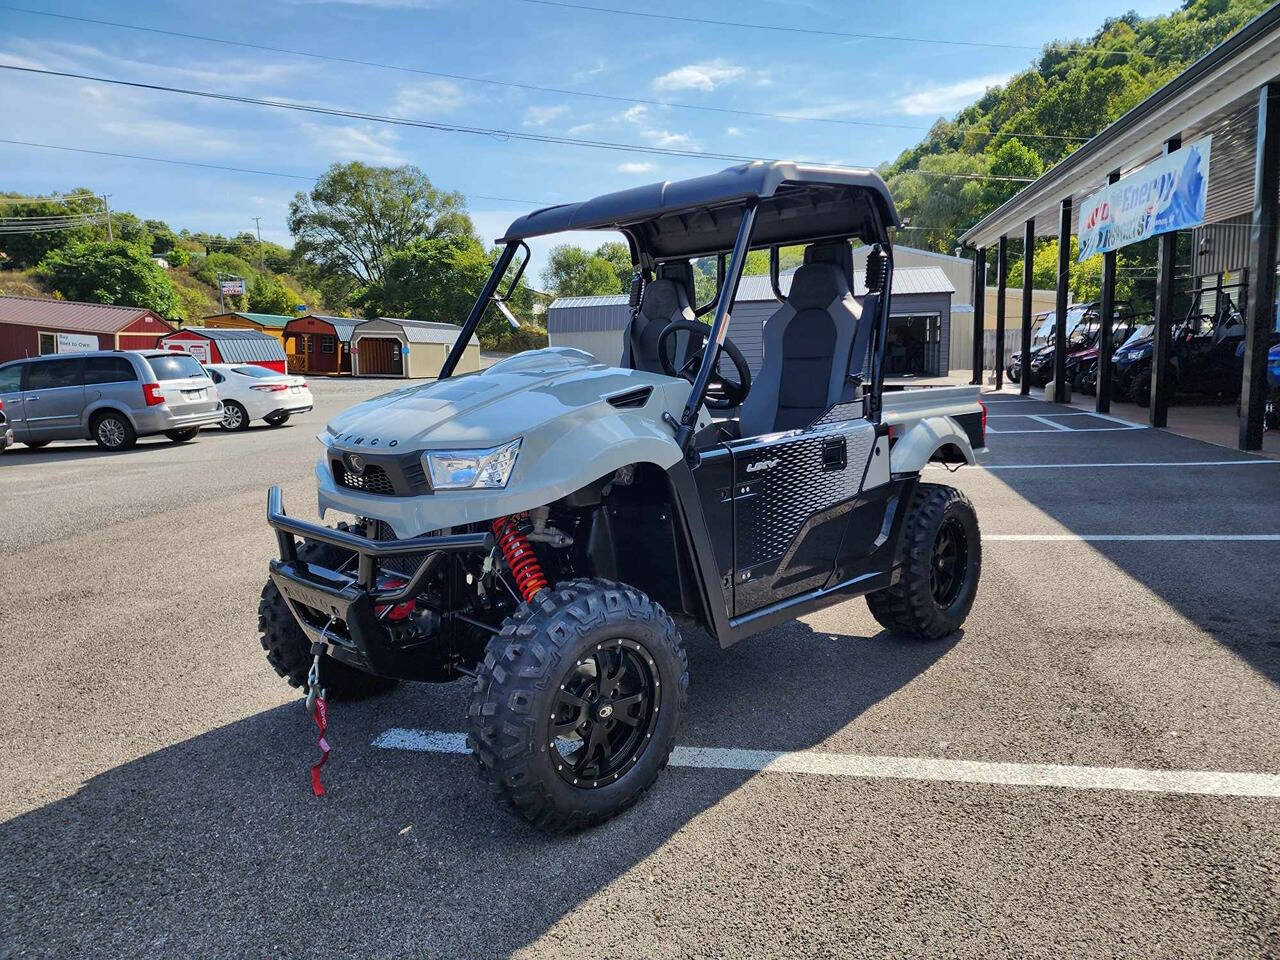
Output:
21,357,86,440
728,408,886,617
84,355,143,418
0,363,26,439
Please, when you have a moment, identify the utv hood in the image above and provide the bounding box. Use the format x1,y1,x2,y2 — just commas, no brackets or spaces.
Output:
316,348,701,537
325,347,683,449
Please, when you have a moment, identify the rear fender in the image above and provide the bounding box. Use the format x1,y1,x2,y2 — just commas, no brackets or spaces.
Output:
890,416,977,473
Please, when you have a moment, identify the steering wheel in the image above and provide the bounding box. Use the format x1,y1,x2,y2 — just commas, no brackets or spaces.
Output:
657,320,752,409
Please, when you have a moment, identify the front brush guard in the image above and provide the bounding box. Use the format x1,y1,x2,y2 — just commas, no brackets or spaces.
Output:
266,486,493,678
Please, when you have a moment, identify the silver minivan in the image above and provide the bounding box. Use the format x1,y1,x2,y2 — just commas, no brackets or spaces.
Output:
0,350,222,451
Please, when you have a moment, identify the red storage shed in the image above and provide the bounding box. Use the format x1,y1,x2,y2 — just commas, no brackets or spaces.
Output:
159,327,288,373
0,296,174,363
283,314,358,375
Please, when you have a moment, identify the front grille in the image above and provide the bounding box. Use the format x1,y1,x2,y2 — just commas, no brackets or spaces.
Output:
367,518,428,575
334,461,395,495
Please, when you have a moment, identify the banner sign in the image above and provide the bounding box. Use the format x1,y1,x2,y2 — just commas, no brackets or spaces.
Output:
56,332,99,353
1077,135,1212,262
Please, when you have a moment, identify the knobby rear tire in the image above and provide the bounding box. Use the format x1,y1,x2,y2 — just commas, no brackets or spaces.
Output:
866,482,981,642
467,578,688,833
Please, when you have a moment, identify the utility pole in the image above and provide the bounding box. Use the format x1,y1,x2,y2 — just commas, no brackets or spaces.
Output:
252,216,263,272
101,194,113,241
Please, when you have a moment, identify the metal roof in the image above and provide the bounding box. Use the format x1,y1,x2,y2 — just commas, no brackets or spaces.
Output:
292,314,360,342
735,265,954,302
203,311,294,329
548,267,953,322
171,326,277,341
0,295,166,333
501,161,899,258
960,4,1280,247
352,317,480,346
161,326,286,364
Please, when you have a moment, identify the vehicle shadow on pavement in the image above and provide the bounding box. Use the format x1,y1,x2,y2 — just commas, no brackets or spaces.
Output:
982,429,1280,691
0,622,956,959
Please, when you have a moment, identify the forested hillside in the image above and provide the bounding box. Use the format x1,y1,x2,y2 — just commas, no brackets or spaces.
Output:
884,0,1271,259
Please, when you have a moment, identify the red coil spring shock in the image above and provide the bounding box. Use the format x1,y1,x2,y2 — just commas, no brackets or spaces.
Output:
492,514,548,603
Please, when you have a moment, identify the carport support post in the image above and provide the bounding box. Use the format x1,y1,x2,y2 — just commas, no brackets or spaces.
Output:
1240,81,1280,451
994,235,1007,390
971,246,986,384
1053,197,1071,403
1150,134,1182,429
1020,219,1034,396
1097,170,1121,415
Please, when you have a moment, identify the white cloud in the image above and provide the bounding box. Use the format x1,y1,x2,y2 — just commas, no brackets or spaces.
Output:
653,59,747,93
617,161,656,174
649,131,696,149
725,126,745,137
301,122,406,164
897,73,1011,117
619,104,649,124
391,79,466,117
523,105,569,128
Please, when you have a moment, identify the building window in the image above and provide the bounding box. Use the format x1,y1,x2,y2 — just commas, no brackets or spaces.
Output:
321,336,335,354
38,333,56,355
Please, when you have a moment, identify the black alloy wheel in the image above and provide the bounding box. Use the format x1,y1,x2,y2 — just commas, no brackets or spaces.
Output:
930,517,969,607
550,639,660,789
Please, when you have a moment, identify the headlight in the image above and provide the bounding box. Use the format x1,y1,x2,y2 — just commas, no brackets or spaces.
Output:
425,439,521,490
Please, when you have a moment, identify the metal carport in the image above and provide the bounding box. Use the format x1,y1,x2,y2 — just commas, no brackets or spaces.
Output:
960,4,1280,451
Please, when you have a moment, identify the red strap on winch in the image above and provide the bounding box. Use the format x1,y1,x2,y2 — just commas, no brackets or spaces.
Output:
311,695,330,797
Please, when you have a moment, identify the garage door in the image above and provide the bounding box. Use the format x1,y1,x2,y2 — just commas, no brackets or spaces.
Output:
358,337,403,376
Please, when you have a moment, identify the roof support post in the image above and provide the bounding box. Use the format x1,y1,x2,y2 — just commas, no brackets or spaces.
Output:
1053,197,1072,403
995,235,1007,391
1020,219,1034,396
971,246,986,385
1151,134,1183,428
1096,170,1121,414
1240,81,1280,451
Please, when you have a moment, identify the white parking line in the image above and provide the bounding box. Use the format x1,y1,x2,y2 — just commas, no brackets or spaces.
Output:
943,459,1280,471
986,425,1146,434
372,729,1280,799
984,533,1280,542
1029,414,1073,431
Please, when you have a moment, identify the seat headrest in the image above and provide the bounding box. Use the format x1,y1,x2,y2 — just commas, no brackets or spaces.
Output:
656,260,696,306
802,240,854,285
788,240,854,308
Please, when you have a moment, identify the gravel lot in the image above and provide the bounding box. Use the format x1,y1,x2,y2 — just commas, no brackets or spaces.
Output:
1,381,1278,959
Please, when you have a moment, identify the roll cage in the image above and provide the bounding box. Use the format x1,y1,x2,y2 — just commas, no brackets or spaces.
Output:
438,161,900,450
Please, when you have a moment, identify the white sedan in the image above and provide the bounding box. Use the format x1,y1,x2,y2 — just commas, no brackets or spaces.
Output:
204,364,314,431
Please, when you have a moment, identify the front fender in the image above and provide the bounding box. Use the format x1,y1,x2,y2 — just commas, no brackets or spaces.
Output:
889,416,977,473
316,404,694,539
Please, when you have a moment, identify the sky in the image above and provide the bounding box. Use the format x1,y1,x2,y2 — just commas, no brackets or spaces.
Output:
0,0,1181,282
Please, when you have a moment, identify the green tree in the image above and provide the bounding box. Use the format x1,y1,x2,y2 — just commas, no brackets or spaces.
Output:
250,273,298,315
356,232,488,323
288,162,472,299
36,240,179,317
593,241,634,293
541,244,622,298
981,138,1044,211
0,191,101,268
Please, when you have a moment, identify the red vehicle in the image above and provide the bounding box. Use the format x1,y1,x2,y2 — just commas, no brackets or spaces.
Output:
1025,301,1136,388
1065,313,1145,394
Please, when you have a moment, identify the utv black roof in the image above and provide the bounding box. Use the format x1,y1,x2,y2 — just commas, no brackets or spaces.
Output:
500,161,899,260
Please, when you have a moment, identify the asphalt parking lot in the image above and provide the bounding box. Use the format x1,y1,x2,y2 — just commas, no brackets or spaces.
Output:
2,381,1279,959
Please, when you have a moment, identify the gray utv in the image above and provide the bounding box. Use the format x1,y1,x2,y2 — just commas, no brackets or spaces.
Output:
261,162,986,831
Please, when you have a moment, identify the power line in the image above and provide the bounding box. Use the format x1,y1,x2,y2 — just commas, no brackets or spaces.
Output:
518,0,1045,50
0,64,1040,183
0,138,553,207
0,4,1090,143
0,191,100,205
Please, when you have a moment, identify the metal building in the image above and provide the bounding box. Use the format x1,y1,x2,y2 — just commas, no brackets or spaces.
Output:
283,314,359,375
0,296,174,363
959,4,1280,450
158,326,288,374
350,317,480,378
548,267,955,377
